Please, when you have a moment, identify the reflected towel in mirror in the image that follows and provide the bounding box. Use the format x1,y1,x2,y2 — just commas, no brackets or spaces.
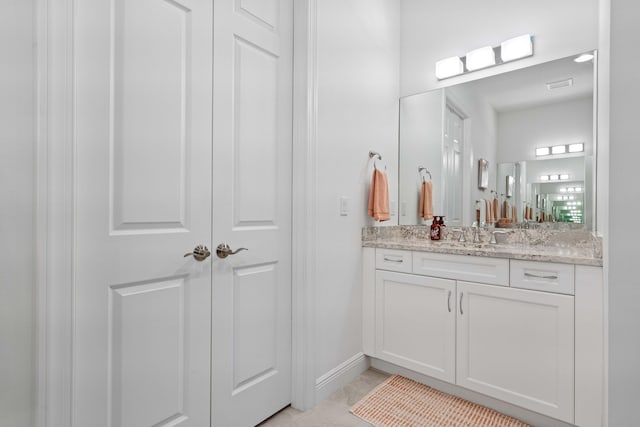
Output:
418,181,433,221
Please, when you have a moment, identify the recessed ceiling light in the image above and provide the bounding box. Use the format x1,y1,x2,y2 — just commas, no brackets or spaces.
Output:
574,53,594,63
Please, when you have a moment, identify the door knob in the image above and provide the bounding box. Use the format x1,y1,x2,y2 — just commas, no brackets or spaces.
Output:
184,245,211,261
216,243,248,259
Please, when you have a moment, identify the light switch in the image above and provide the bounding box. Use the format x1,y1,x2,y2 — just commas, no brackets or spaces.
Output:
340,196,349,216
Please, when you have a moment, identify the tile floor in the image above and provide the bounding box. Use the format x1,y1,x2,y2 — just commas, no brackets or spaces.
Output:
258,369,390,426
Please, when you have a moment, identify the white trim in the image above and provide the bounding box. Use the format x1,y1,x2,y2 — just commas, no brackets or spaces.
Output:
315,353,370,404
36,0,76,426
291,0,318,412
34,0,48,424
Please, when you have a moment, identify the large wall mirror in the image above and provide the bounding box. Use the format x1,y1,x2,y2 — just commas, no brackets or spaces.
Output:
398,52,596,230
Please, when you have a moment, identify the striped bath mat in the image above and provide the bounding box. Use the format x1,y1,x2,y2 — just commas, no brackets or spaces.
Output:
350,375,530,427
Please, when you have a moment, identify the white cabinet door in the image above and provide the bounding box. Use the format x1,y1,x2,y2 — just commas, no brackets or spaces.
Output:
456,281,574,423
376,271,456,382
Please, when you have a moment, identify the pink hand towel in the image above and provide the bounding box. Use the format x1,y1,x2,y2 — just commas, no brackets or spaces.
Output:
368,169,390,222
418,181,433,220
485,199,492,224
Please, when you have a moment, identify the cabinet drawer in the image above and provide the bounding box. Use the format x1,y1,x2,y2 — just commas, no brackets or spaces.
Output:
510,260,574,295
375,249,412,273
412,252,509,286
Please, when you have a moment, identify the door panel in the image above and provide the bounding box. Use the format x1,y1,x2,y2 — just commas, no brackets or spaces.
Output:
233,37,279,227
73,0,212,425
211,0,293,425
111,0,193,232
232,263,279,390
110,279,187,427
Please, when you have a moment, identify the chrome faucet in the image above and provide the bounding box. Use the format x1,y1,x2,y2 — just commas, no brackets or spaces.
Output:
451,228,466,242
472,223,482,243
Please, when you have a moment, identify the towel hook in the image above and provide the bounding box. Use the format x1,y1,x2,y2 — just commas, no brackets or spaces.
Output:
369,150,386,171
369,150,382,160
417,166,432,181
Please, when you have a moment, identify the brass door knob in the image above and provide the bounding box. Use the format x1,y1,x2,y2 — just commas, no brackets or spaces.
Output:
216,243,248,259
184,245,211,261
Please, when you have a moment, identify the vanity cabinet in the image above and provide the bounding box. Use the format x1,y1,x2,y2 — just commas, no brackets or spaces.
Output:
456,281,574,422
363,247,603,426
375,270,456,382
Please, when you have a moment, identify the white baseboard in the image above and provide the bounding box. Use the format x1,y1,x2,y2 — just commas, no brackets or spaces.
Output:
371,358,574,427
315,352,369,404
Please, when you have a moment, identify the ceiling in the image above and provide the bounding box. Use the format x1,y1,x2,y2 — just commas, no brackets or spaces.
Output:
464,53,595,112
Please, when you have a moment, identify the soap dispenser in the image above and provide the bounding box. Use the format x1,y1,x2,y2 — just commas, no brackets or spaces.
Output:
430,216,442,241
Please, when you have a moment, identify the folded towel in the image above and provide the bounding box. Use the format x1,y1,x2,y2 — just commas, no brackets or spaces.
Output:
512,205,518,223
368,168,390,221
493,197,499,221
485,199,492,224
418,181,433,221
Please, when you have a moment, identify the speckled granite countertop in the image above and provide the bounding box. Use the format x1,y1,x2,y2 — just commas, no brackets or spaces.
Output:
362,226,603,267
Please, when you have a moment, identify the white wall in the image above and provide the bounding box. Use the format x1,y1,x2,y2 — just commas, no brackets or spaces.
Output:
497,97,594,163
400,0,599,96
607,0,640,425
314,0,400,390
398,90,444,225
0,1,35,426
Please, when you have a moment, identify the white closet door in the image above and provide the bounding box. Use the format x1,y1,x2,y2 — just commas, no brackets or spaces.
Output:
73,0,213,425
210,0,294,425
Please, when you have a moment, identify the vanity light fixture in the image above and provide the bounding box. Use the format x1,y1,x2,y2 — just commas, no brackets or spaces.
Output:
435,56,464,79
536,143,584,157
435,34,534,80
540,174,569,181
568,143,584,153
466,46,495,71
536,147,550,156
561,186,582,193
500,34,534,62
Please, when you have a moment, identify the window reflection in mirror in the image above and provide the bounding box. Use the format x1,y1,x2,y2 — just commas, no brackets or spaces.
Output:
398,52,595,230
